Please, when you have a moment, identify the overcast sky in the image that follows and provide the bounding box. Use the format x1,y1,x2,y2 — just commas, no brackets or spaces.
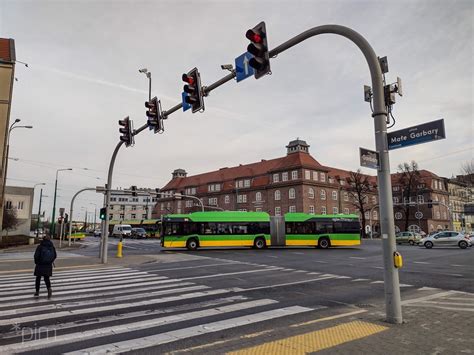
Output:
1,0,472,221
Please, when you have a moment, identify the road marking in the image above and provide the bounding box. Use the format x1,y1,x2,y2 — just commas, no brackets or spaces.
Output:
404,304,474,312
145,261,239,272
373,266,383,269
290,309,367,328
227,321,388,354
0,266,127,277
0,288,232,326
267,255,278,258
314,261,327,263
450,264,465,267
233,275,340,292
371,281,384,284
413,261,430,264
66,306,313,354
352,279,370,282
424,301,474,306
417,287,440,291
178,268,280,281
349,257,366,260
401,290,458,305
0,299,278,353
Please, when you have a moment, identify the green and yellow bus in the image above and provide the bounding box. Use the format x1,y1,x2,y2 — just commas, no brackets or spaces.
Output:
161,211,360,250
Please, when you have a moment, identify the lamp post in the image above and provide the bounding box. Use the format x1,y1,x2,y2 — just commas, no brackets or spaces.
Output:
0,119,33,232
34,183,46,238
139,68,152,101
51,168,73,237
90,203,97,231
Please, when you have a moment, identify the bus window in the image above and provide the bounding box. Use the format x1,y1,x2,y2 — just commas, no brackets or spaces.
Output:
316,221,333,234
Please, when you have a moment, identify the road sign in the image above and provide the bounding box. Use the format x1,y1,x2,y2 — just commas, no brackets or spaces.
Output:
415,211,423,220
235,52,255,82
387,119,446,150
182,92,191,112
359,147,380,169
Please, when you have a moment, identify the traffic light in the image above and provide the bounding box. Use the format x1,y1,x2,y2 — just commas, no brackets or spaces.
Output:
99,207,106,220
182,68,204,113
131,185,137,197
245,21,270,79
145,96,164,134
428,199,433,209
118,116,134,147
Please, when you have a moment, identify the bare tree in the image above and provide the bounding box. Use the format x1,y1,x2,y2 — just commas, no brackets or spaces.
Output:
346,169,375,238
397,161,422,231
2,208,20,238
460,160,474,186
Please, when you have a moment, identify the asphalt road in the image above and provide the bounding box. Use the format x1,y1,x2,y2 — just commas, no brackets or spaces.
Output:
0,237,472,354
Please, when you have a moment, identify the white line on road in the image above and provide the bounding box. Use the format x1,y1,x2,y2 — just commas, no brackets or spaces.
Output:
349,257,366,260
413,261,430,264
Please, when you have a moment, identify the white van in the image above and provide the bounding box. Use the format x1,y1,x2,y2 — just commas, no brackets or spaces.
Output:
112,224,132,238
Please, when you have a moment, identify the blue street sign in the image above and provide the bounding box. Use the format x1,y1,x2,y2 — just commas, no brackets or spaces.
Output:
182,92,191,112
235,52,255,82
387,119,446,150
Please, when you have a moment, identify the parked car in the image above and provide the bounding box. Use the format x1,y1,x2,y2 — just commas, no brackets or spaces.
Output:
131,227,147,239
419,231,472,249
112,224,132,238
396,231,422,245
93,229,101,237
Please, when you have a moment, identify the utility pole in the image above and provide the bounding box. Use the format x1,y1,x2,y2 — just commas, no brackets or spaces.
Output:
36,188,43,238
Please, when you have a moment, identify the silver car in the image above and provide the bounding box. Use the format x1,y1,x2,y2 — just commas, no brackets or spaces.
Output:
420,231,471,249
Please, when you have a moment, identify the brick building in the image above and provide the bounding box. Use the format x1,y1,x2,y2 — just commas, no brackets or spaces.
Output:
445,176,473,233
153,140,379,230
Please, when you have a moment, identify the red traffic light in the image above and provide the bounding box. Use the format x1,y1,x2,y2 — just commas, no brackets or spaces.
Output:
182,74,195,85
246,29,262,43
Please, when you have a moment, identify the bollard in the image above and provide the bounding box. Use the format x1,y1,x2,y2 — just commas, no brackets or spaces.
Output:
117,237,123,258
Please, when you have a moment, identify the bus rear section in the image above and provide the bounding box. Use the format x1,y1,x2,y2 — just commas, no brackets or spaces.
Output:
283,213,361,248
161,212,271,250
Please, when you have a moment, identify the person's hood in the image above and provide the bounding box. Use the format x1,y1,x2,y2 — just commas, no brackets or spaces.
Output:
40,239,54,248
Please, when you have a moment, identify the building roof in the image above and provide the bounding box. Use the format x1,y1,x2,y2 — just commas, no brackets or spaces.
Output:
161,152,327,191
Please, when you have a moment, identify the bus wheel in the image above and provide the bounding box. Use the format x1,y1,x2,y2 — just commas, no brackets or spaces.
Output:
318,237,330,249
186,238,199,251
254,237,266,250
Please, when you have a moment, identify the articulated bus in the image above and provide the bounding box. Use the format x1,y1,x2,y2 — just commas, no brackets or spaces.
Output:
161,211,360,250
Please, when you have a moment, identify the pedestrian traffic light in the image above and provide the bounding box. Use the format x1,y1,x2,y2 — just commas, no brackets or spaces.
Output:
131,185,138,197
99,207,106,220
118,116,134,147
245,21,270,79
145,96,164,134
182,68,204,113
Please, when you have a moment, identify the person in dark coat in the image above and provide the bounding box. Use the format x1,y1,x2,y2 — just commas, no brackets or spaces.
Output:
34,235,57,298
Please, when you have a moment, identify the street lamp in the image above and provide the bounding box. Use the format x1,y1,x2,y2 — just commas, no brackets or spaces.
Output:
0,119,33,231
51,168,73,236
90,203,97,231
139,68,152,101
34,183,46,238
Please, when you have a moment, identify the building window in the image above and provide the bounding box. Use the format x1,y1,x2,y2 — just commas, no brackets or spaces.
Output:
435,211,440,219
109,214,113,220
373,210,378,220
443,211,447,219
167,202,171,209
161,203,164,210
120,214,124,219
131,214,136,219
393,197,399,204
343,192,349,201
333,207,338,214
417,195,424,204
131,205,136,211
185,200,193,208
289,188,296,199
372,196,377,204
120,205,125,210
282,172,288,181
332,191,337,200
393,186,399,191
5,200,12,209
17,201,24,210
291,170,298,180
340,180,345,186
309,205,315,214
273,173,279,183
209,197,218,205
289,205,296,213
244,179,251,188
364,211,370,219
308,188,315,199
395,212,403,220
321,206,327,215
275,207,281,216
329,177,334,184
320,173,326,182
208,183,221,192
237,194,247,203
255,192,262,202
110,197,116,202
343,208,349,214
256,207,262,212
320,190,326,200
142,214,147,218
312,171,318,181
305,170,311,180
274,190,281,201
225,195,230,204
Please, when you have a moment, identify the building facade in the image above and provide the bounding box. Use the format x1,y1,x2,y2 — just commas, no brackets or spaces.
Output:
109,187,158,222
153,140,379,230
2,185,34,236
446,176,473,232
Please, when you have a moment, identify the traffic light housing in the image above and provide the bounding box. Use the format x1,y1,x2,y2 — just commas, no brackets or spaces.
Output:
99,207,106,220
118,116,134,147
246,21,270,79
428,199,433,208
145,96,164,134
131,185,138,197
182,68,204,113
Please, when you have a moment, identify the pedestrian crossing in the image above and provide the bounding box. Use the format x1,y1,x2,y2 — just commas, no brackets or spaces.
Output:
0,265,315,354
403,288,474,312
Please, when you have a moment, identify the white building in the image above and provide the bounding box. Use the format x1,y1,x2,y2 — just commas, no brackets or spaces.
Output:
109,187,158,222
2,186,34,236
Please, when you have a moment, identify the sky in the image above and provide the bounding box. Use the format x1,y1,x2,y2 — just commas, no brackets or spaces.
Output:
0,0,472,222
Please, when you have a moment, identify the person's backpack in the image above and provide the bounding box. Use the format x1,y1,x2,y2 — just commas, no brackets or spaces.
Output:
40,247,55,264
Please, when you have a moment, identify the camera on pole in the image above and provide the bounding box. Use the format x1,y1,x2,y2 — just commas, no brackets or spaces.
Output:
145,96,164,134
182,68,204,113
118,116,134,147
246,21,271,79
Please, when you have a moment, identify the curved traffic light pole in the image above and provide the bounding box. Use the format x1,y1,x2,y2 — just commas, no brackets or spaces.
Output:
100,24,401,324
68,188,96,247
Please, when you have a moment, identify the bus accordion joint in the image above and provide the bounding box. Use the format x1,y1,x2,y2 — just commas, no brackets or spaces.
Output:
393,251,403,268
